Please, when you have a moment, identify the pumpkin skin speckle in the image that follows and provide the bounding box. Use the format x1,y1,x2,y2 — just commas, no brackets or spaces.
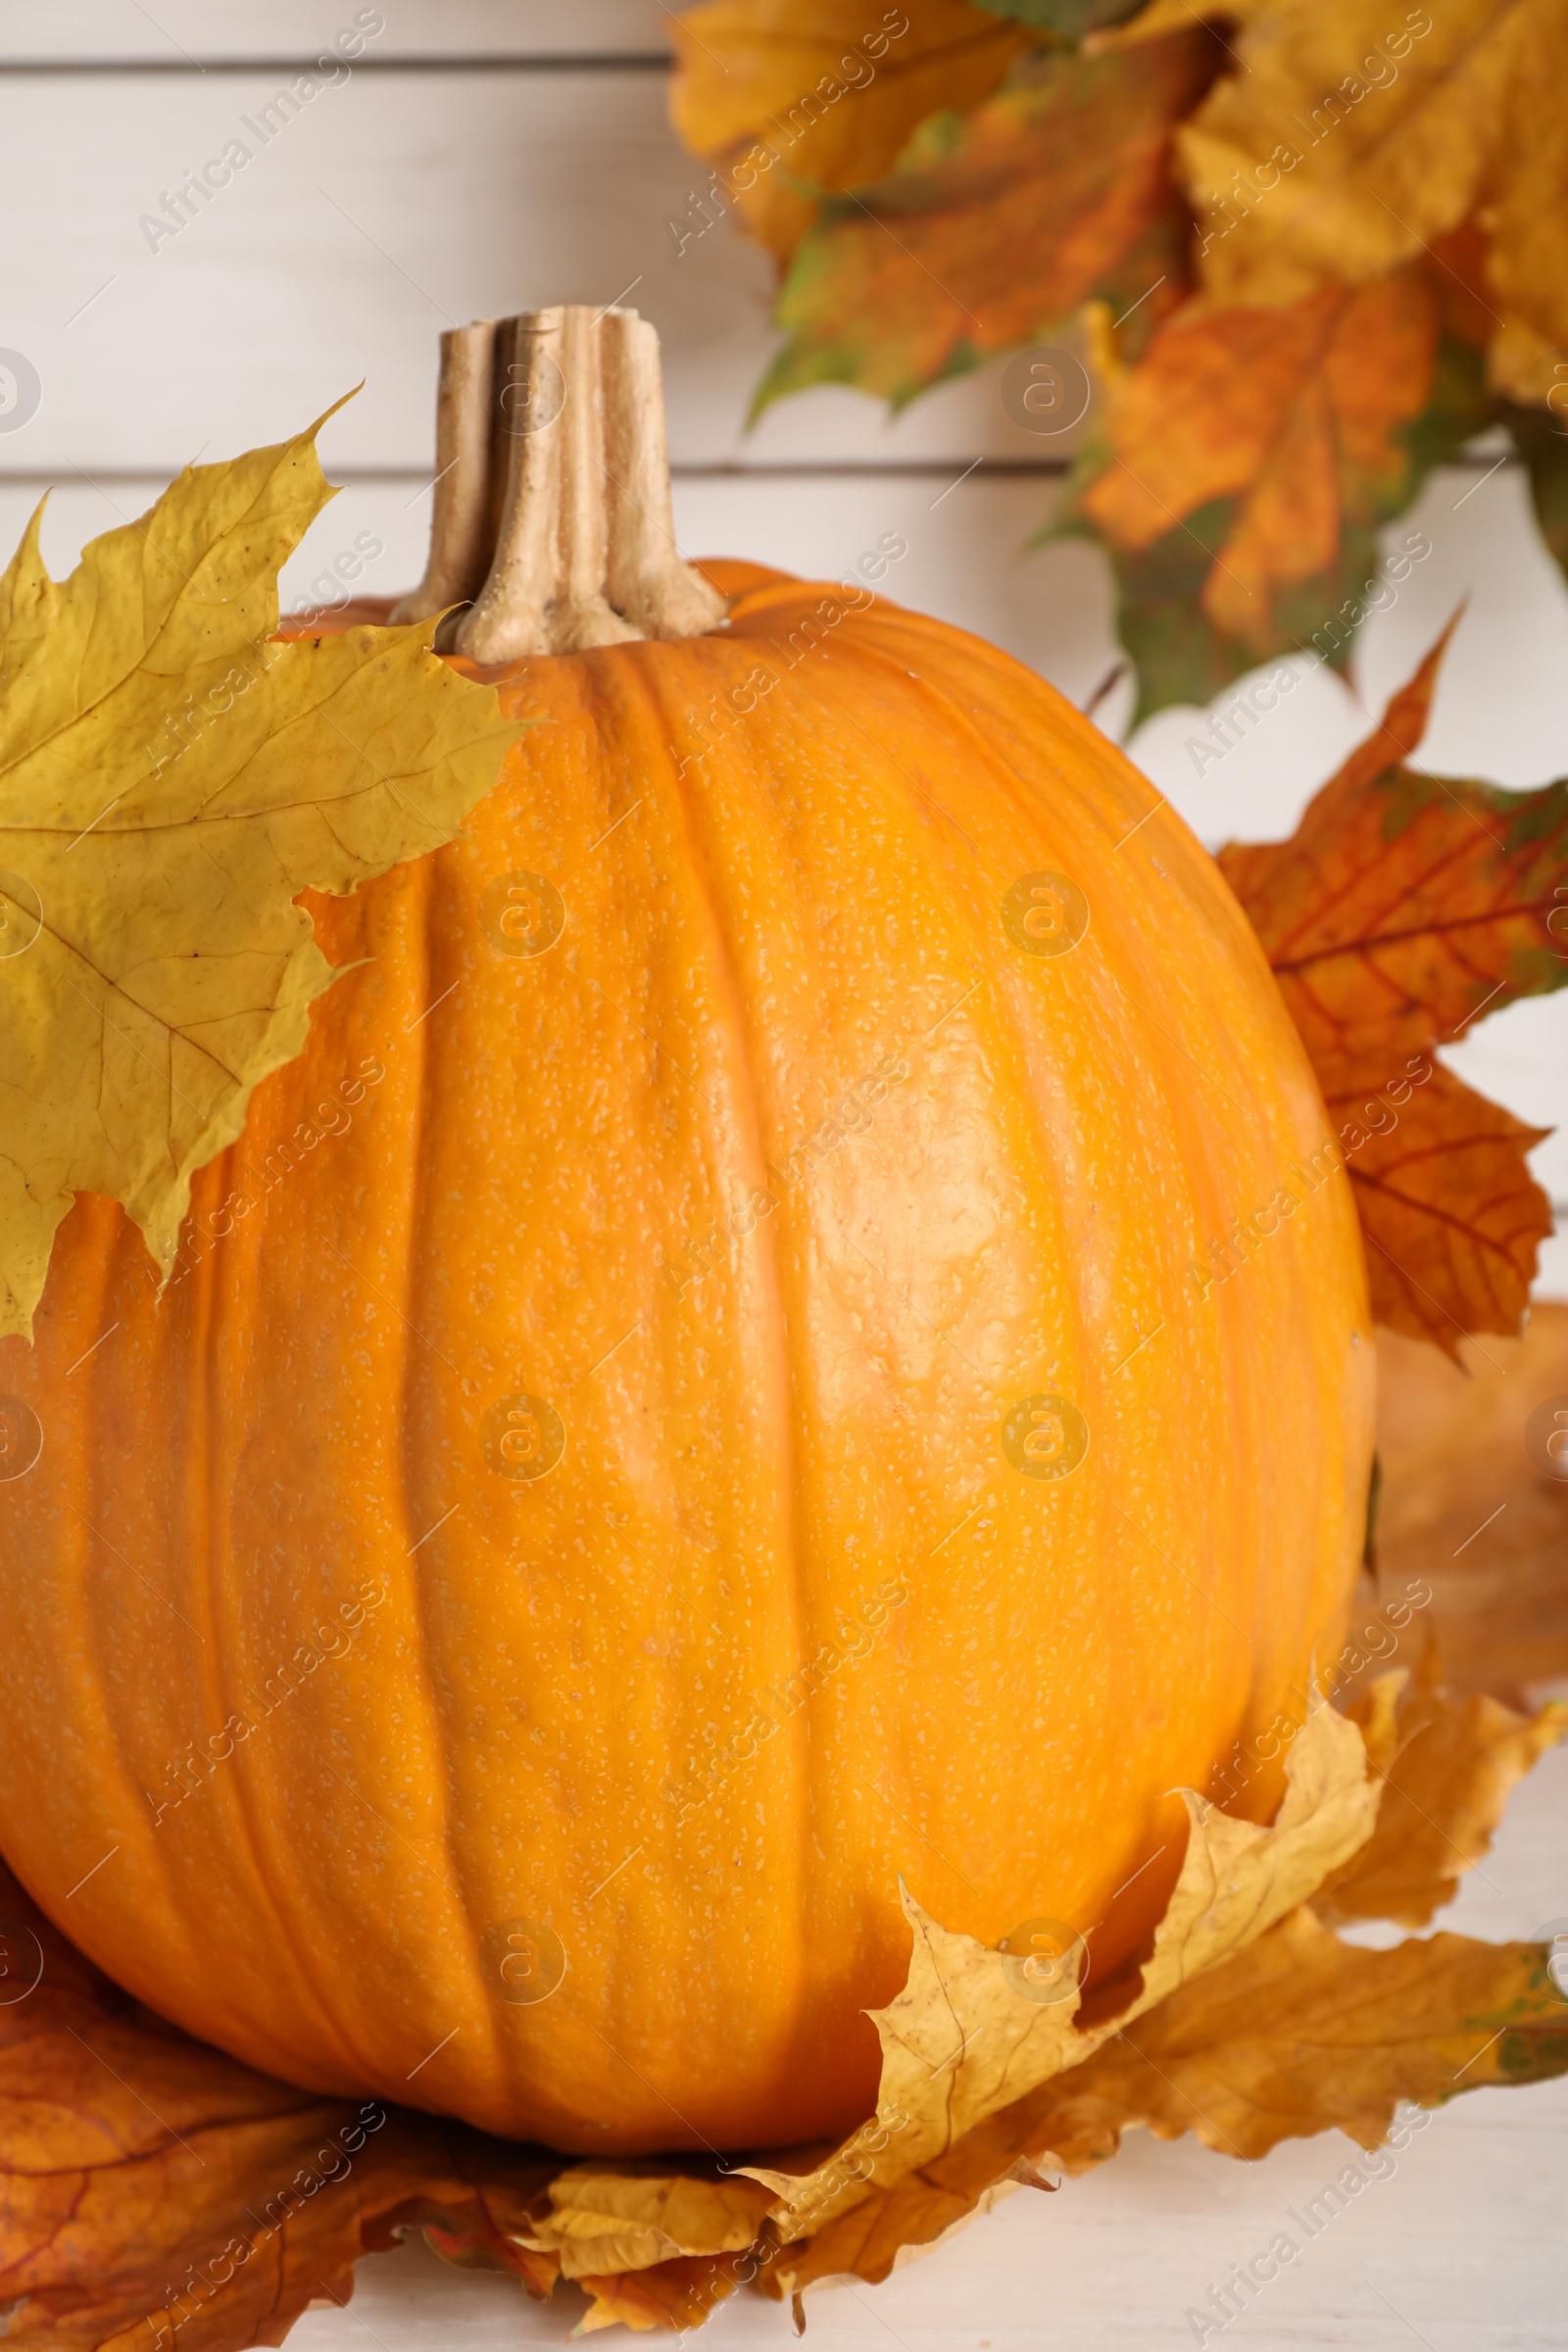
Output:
0,566,1371,2153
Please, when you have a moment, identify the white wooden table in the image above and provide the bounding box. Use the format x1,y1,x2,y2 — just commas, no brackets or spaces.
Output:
3,8,1564,2342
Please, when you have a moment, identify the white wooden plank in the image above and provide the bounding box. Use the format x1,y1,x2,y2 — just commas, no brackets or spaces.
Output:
0,1,671,62
0,66,1097,470
274,1757,1568,2349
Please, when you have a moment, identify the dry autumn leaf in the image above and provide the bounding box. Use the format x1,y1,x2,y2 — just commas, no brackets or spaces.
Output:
746,1916,1568,2302
511,2166,775,2281
0,419,517,1343
1375,1304,1568,1703
1320,1055,1552,1350
1164,0,1568,404
752,26,1220,409
1216,626,1568,1060
743,1698,1379,2241
669,0,1027,264
1316,1651,1567,1926
0,1858,560,2352
1215,628,1568,1348
564,2257,750,2335
1020,1908,1568,2168
1059,265,1453,707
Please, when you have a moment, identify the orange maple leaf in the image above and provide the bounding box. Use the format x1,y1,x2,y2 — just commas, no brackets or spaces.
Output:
0,1859,552,2352
1316,1054,1552,1354
1071,267,1440,658
753,26,1221,410
669,0,1028,267
1218,626,1568,1351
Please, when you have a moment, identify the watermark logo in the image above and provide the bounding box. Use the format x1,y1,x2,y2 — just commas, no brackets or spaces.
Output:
1525,1395,1568,1482
998,1916,1086,2006
1533,1919,1568,2000
1002,1392,1089,1481
0,1921,43,2005
498,353,565,437
482,1916,566,2006
0,871,43,957
138,11,385,255
0,1397,43,1482
481,870,565,957
482,1393,565,1482
0,350,41,434
1002,870,1089,958
1001,347,1091,437
668,9,911,255
145,1580,388,1830
1550,361,1568,438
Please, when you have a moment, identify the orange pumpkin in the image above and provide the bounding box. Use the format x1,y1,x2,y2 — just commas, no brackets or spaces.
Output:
0,311,1371,2155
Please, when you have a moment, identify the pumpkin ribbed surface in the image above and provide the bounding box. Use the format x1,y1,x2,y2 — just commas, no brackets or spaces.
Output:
0,565,1372,2152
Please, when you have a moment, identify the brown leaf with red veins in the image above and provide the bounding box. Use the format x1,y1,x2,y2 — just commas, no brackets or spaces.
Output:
1218,624,1568,1060
754,27,1221,411
0,1859,555,2352
1217,627,1568,1348
1318,1054,1552,1352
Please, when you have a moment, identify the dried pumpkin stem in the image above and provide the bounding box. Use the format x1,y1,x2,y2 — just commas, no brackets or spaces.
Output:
388,319,500,622
391,305,725,659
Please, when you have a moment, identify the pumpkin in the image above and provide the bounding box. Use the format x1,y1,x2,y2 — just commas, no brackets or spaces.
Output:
0,309,1372,2156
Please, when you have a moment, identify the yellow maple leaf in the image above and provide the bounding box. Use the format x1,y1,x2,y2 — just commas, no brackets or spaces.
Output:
1316,1654,1567,1928
743,1697,1379,2241
0,416,517,1342
1020,1907,1568,2168
510,2167,772,2280
749,1906,1568,2297
1158,0,1568,402
669,0,1027,263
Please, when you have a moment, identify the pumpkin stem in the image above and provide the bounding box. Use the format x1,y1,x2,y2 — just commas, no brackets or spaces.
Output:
390,306,725,660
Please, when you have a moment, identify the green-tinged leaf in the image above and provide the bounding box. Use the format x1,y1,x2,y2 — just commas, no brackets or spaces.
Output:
1018,1912,1568,2169
669,0,1028,266
1400,331,1497,479
1055,269,1451,711
1501,398,1568,585
755,27,1220,413
970,0,1148,34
